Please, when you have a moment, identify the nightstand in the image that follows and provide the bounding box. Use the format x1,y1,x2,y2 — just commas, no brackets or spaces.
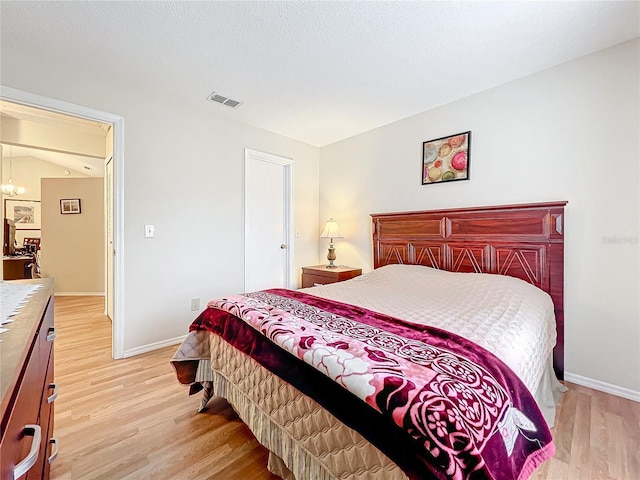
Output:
301,265,362,288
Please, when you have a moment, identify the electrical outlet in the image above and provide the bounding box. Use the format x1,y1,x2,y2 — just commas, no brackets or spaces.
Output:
190,298,200,311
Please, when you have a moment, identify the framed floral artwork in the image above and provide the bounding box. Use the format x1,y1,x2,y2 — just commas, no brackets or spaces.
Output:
422,131,471,185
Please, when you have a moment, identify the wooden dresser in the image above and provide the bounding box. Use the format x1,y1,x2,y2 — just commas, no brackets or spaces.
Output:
1,279,57,480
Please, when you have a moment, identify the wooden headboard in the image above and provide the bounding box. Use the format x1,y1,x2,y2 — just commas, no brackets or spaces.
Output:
371,201,567,379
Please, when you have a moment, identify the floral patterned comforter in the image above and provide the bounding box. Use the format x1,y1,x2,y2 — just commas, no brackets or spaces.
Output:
190,288,554,480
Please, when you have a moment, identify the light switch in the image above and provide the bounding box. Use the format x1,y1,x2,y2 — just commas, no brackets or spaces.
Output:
144,224,155,238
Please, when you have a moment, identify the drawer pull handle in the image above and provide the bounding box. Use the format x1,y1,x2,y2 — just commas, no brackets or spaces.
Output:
47,326,57,342
13,424,41,480
48,438,59,464
47,383,58,403
313,283,323,287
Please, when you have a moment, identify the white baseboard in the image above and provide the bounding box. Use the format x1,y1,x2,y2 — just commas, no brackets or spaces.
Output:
123,334,187,358
55,292,105,297
564,372,640,402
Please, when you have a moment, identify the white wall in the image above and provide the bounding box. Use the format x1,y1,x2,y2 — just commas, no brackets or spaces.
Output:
319,40,640,394
1,45,320,353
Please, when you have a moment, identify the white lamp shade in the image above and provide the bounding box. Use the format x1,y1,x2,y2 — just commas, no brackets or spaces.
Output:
320,218,343,239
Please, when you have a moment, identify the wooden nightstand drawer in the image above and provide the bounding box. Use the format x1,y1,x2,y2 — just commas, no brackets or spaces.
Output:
301,265,362,288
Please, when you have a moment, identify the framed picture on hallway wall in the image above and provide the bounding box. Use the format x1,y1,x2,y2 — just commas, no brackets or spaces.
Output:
60,198,81,214
422,131,471,185
4,199,41,230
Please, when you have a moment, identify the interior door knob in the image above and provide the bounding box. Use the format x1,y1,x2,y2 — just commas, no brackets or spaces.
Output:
280,244,287,249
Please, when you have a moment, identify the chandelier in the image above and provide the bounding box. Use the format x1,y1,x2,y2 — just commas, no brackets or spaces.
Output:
1,146,26,197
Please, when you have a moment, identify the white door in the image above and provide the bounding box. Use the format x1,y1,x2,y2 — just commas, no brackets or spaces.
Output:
244,149,293,292
105,156,114,319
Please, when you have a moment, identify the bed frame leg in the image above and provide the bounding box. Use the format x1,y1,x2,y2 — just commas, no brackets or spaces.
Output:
198,381,213,412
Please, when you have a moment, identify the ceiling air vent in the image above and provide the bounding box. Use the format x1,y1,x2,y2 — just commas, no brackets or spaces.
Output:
207,91,242,109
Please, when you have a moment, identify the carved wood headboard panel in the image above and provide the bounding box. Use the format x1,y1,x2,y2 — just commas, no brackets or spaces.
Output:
371,201,567,379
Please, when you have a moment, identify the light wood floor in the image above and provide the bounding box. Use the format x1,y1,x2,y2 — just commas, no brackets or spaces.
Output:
50,297,639,480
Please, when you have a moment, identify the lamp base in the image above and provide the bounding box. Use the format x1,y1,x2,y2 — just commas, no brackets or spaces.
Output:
326,243,337,268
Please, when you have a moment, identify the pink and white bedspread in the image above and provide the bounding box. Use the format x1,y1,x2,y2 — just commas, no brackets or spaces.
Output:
190,287,554,480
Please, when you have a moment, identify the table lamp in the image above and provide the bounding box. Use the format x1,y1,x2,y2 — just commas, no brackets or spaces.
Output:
320,218,343,268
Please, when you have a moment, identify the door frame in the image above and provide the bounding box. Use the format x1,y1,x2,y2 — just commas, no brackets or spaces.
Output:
105,155,114,321
244,148,294,291
1,85,126,359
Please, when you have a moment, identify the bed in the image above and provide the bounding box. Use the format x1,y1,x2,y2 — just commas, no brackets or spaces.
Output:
172,201,567,480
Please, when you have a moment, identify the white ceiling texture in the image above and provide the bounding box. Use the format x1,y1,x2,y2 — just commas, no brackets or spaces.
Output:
1,1,639,148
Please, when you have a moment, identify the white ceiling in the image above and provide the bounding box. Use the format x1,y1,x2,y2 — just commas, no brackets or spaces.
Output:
1,1,638,147
3,144,104,178
1,101,108,177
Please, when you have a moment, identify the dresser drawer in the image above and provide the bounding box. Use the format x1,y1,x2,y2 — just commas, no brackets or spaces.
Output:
37,298,55,363
28,354,56,480
1,346,44,480
302,272,336,287
301,266,362,288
